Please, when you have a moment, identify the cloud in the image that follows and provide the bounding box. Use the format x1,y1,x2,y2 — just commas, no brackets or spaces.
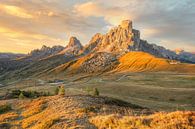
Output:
0,3,33,18
0,0,106,53
74,1,133,26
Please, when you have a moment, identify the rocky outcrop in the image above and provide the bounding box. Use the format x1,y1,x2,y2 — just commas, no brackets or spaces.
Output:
77,52,118,73
58,37,83,56
57,52,119,74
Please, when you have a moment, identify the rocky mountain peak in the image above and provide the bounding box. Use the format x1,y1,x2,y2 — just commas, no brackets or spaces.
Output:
40,45,50,51
82,20,182,60
83,20,137,53
120,20,132,30
68,36,82,49
28,45,64,60
58,36,83,56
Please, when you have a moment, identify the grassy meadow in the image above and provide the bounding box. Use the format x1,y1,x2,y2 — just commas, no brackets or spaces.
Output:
0,72,195,111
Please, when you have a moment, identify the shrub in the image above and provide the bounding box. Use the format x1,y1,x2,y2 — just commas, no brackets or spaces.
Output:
93,88,100,96
11,90,21,98
7,90,53,99
19,92,25,99
23,90,38,98
85,86,92,95
55,87,59,95
0,104,12,114
58,86,65,96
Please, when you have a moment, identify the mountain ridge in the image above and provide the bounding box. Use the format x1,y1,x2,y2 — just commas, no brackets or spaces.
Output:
0,20,195,82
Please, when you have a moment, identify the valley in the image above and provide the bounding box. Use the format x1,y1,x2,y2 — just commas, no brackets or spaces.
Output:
1,72,195,111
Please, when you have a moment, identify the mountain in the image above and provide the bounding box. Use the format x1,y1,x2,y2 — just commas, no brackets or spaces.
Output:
0,45,65,75
174,49,195,63
0,37,84,82
0,53,25,60
57,36,83,56
22,45,65,61
83,20,178,60
1,20,195,82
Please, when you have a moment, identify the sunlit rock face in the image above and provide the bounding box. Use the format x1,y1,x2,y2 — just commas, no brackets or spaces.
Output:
83,20,178,60
83,20,141,54
58,36,83,56
67,37,83,49
120,20,132,30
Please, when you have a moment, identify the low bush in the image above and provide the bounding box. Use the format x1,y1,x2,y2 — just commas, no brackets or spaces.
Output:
93,88,100,96
5,90,52,99
0,104,12,114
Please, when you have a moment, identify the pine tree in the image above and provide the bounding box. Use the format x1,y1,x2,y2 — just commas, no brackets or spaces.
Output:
55,87,59,95
58,86,65,96
93,88,99,96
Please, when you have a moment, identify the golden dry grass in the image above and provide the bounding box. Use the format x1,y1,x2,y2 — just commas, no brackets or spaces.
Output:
114,52,195,73
116,52,169,72
0,112,18,123
21,99,46,118
0,95,194,129
90,111,195,129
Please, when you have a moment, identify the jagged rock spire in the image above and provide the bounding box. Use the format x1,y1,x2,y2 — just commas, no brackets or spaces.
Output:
68,36,82,49
58,36,83,55
120,20,132,31
83,20,138,53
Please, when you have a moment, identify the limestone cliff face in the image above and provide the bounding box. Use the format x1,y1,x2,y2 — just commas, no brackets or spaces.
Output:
83,20,178,60
83,20,139,54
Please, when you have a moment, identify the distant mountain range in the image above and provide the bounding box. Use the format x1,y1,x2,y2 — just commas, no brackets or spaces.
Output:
0,20,195,82
0,53,25,60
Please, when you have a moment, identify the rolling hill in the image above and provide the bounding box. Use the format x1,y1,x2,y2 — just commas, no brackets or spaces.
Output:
0,95,194,129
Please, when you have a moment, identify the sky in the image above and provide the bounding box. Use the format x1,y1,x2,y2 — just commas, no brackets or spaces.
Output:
0,0,195,53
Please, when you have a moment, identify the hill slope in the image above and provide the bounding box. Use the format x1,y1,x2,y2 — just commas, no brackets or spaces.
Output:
114,52,195,73
0,95,194,129
115,52,170,72
48,52,195,76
